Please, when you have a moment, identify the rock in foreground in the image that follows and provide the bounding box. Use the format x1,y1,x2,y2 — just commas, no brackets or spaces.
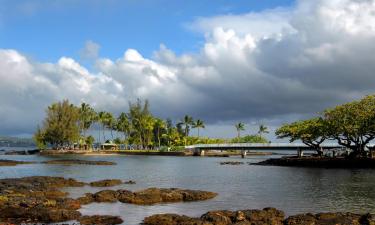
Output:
143,208,285,225
78,215,124,225
144,209,375,225
0,159,34,166
79,188,218,205
220,161,244,165
0,176,85,223
90,179,123,187
43,159,116,165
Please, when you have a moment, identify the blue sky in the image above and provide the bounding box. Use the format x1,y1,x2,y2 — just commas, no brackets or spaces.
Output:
0,0,294,62
0,0,373,138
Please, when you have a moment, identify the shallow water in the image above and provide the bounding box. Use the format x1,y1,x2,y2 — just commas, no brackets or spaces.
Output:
1,153,375,225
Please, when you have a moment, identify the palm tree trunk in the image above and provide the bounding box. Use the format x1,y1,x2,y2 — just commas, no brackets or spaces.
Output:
102,125,106,142
198,128,200,139
157,128,161,148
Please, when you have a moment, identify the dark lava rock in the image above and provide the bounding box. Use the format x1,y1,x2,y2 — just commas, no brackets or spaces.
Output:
80,188,217,205
285,212,362,225
92,190,119,203
124,180,136,184
90,179,123,187
144,209,375,225
43,159,116,165
119,188,218,205
143,214,206,225
0,176,85,223
220,161,244,165
78,215,124,225
143,208,284,225
4,149,39,155
0,159,34,166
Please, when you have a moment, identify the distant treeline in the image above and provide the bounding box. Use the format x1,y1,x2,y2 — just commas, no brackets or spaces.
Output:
34,99,269,150
0,136,35,147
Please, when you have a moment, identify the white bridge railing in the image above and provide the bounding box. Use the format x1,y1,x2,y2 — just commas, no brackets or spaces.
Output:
185,143,342,150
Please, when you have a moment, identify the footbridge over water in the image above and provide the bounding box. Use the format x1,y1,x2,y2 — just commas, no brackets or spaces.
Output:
185,143,343,158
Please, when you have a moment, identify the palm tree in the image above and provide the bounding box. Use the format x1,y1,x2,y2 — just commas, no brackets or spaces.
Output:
235,122,245,140
79,103,96,138
193,119,205,139
258,124,269,138
104,112,115,140
98,111,107,143
154,118,166,148
180,115,193,146
181,115,194,137
117,113,130,142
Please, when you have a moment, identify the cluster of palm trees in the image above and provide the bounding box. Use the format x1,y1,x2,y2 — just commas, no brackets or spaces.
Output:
79,101,270,148
235,122,269,139
78,101,207,149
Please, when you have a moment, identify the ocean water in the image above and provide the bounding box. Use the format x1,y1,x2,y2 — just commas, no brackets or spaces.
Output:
0,153,375,224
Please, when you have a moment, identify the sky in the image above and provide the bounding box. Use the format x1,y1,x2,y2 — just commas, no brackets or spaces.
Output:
1,0,375,139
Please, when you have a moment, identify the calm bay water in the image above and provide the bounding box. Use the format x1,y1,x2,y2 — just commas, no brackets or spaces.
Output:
1,153,375,224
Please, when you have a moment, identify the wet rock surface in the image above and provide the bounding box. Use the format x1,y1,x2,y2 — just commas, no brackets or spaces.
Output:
0,176,85,223
89,179,123,187
79,188,218,205
220,161,244,165
78,215,124,225
124,180,136,184
0,159,34,166
143,208,285,225
42,159,117,165
143,209,375,225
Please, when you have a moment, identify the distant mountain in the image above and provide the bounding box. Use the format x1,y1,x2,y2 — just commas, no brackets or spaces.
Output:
0,136,35,147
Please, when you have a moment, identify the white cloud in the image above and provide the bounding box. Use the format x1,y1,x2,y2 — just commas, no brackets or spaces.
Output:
80,40,101,60
1,0,375,137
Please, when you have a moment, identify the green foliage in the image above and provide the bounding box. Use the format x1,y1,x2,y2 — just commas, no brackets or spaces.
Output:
85,135,95,148
235,122,245,139
276,118,326,155
231,135,268,144
324,95,375,155
276,94,375,157
79,103,97,137
113,137,122,144
36,100,80,149
33,126,47,149
192,119,205,138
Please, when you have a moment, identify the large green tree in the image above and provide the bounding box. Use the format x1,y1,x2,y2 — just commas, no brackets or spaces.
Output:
324,95,375,156
35,100,80,149
276,118,327,156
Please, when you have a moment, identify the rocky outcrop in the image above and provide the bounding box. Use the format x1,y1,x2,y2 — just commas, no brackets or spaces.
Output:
143,208,284,225
220,161,244,165
78,215,123,225
124,180,136,184
143,209,375,225
0,176,85,223
42,159,116,165
89,179,123,187
0,159,34,166
78,188,218,205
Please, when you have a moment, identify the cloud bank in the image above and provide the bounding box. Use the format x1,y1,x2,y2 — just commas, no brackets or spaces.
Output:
1,0,375,136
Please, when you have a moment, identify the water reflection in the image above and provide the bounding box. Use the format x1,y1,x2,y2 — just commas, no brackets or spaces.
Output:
1,154,375,224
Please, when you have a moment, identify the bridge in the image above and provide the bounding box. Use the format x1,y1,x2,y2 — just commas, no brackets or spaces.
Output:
185,143,343,158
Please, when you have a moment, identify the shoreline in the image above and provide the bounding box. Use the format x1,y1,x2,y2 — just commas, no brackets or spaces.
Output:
37,149,273,157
